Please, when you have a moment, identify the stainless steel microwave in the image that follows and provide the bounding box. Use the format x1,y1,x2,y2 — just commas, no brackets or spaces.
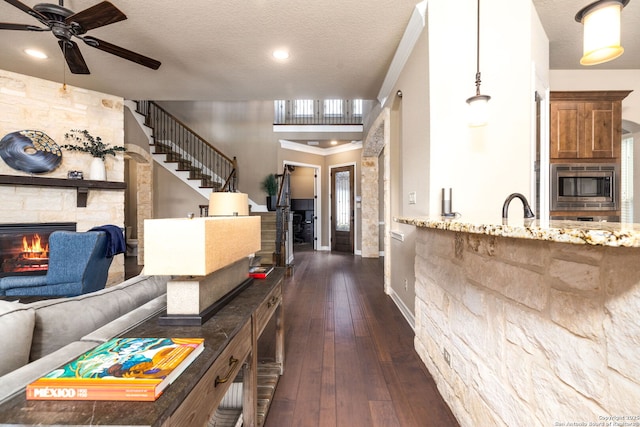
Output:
551,163,618,211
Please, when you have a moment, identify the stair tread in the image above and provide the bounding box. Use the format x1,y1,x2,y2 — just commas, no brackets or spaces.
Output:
136,102,236,198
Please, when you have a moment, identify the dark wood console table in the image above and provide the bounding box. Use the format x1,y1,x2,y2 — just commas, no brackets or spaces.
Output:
0,269,285,427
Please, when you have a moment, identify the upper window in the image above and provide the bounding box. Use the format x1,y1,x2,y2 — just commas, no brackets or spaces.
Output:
352,99,363,116
294,100,314,117
324,99,343,117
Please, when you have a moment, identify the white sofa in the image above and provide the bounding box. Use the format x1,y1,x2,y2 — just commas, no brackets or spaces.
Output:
0,274,169,403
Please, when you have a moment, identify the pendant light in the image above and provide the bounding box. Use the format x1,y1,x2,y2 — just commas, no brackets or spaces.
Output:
466,0,491,127
575,0,629,66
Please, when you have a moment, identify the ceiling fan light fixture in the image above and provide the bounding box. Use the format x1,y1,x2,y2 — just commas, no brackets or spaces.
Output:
3,1,161,74
575,0,629,66
24,48,47,59
58,83,71,98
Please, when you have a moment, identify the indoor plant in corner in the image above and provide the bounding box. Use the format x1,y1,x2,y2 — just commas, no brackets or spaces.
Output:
261,173,278,211
62,129,125,180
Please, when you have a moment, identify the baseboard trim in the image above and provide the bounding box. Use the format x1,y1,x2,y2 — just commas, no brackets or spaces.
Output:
388,288,415,331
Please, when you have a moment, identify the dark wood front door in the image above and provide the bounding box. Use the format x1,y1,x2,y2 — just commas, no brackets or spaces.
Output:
331,165,354,253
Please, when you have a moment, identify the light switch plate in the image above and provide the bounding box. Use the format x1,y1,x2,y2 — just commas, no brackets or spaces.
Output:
409,191,416,204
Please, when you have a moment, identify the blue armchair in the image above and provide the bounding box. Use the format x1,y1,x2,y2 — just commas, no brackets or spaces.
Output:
0,231,113,297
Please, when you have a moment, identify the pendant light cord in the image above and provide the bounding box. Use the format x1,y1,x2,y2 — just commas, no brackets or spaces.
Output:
62,42,67,92
474,0,481,96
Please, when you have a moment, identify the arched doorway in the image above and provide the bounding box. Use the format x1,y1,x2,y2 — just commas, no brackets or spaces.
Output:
361,108,390,289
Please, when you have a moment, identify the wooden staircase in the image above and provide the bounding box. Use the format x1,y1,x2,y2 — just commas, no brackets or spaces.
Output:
253,212,276,265
134,100,237,193
153,141,222,190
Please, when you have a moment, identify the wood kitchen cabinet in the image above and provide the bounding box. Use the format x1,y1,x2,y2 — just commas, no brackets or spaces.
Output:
550,91,631,160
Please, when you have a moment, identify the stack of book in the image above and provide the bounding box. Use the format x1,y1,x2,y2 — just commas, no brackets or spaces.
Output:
249,266,274,279
26,337,204,401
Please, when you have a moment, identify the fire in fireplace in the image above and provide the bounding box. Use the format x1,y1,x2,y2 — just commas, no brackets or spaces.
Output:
0,223,76,277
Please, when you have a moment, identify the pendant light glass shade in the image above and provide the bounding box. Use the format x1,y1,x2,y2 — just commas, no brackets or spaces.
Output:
467,94,491,127
575,0,628,66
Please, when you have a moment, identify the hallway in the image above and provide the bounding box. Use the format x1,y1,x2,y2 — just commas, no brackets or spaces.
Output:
261,250,459,427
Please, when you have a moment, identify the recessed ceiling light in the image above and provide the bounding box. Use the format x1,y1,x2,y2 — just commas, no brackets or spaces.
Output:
24,49,47,59
272,49,290,60
330,140,338,146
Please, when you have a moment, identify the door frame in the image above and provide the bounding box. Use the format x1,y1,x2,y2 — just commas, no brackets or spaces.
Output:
329,162,358,254
283,160,321,251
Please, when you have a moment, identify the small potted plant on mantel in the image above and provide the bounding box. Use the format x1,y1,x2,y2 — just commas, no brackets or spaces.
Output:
261,173,278,211
62,129,125,180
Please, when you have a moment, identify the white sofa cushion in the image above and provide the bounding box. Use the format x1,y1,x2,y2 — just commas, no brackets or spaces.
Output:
26,275,168,361
0,300,35,376
0,340,96,404
82,294,167,343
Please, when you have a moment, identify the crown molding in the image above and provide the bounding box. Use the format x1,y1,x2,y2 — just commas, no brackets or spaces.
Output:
279,139,363,156
273,124,363,133
377,0,427,106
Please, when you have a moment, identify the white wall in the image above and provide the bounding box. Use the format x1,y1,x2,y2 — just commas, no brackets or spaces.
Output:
290,166,315,199
153,165,207,219
157,101,278,204
376,0,549,320
426,0,548,220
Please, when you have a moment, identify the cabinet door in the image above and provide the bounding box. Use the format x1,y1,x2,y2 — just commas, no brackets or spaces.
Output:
582,101,620,159
550,101,583,159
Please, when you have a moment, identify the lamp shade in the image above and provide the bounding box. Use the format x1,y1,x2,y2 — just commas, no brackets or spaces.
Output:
576,0,627,65
208,192,249,216
144,216,260,276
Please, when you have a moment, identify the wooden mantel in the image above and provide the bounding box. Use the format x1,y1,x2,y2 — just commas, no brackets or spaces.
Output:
0,174,127,208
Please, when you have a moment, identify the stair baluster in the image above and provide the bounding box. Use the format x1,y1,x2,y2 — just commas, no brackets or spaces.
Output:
135,100,237,192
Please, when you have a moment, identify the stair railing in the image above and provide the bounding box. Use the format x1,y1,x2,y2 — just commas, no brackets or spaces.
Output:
274,165,293,268
136,100,237,192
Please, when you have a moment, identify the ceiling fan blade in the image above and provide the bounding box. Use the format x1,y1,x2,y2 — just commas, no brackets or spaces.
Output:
82,36,161,70
58,40,90,74
4,0,49,23
0,22,48,31
65,1,126,33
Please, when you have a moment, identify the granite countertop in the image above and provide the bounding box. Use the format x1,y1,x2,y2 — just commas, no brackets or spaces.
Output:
395,215,640,248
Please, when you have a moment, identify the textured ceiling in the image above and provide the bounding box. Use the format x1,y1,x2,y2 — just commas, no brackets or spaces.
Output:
0,1,638,102
0,0,419,100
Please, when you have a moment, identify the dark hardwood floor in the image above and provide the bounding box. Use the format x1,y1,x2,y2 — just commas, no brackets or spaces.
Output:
260,247,459,427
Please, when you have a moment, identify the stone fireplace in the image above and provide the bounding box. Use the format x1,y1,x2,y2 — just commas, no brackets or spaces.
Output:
0,222,76,277
0,69,126,286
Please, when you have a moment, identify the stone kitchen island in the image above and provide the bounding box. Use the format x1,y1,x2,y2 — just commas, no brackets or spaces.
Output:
396,215,640,427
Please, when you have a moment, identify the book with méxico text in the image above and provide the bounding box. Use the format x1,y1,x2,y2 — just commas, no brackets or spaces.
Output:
249,266,274,279
26,337,204,401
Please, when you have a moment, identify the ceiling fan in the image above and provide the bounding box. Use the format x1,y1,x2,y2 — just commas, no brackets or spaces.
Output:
0,0,161,74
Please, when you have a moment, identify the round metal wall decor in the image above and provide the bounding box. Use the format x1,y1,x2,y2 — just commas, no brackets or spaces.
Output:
0,130,62,174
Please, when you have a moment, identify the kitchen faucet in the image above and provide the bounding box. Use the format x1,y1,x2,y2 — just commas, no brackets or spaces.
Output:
502,193,535,219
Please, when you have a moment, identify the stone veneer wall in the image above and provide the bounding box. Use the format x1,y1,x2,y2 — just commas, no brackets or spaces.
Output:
360,156,379,258
414,228,640,426
0,69,125,285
